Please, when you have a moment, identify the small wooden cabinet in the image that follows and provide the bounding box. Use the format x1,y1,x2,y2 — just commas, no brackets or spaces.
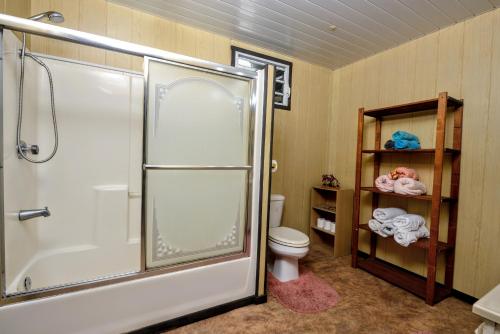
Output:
309,186,353,257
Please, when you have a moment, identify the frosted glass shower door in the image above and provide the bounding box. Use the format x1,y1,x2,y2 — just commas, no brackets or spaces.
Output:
144,58,253,269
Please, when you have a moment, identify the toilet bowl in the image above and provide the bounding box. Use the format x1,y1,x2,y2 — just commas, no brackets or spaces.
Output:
268,194,309,282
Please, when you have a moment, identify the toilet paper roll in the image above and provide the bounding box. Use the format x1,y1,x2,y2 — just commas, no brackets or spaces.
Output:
272,160,278,173
324,220,331,230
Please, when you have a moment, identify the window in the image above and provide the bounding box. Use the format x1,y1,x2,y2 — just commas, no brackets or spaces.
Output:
231,46,292,110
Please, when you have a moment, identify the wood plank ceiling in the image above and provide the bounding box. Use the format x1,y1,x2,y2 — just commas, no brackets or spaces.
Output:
110,0,499,69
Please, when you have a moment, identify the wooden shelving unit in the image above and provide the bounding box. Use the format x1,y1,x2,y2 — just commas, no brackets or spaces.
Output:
351,92,463,305
310,186,353,257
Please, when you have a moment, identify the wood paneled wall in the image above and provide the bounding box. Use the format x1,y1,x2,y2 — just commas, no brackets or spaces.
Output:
0,0,30,18
329,9,500,298
2,0,331,235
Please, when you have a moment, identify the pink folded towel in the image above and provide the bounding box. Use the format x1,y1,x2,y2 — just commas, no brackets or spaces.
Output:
394,177,427,195
375,175,395,192
389,167,419,180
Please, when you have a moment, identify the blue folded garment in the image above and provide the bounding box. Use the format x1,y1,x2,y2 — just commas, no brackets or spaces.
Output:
394,139,421,149
392,131,421,149
392,130,420,142
384,140,395,149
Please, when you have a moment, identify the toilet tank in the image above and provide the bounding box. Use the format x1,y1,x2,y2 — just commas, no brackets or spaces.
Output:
269,194,285,228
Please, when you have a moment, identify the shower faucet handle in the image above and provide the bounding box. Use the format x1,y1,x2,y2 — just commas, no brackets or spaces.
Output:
17,141,39,158
28,144,39,155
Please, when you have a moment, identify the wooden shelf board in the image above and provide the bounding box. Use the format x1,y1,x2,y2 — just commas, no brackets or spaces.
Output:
313,186,340,192
312,206,336,214
358,224,452,252
362,148,459,154
363,96,462,118
357,257,451,303
311,225,336,236
360,187,453,202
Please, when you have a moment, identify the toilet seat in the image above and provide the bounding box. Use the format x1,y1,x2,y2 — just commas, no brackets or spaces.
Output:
269,227,309,248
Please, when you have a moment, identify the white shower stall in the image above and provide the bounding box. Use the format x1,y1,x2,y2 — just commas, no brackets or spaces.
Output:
0,12,272,334
2,30,143,294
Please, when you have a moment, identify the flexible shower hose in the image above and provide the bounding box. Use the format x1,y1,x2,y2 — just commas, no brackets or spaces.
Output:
17,32,58,163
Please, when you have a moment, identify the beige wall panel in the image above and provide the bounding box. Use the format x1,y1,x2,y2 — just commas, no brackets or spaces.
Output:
78,0,106,65
154,18,176,54
4,0,29,18
105,2,133,70
195,29,215,61
453,11,494,296
304,64,332,221
212,34,231,65
131,10,156,71
29,0,49,53
45,0,79,59
437,23,465,98
326,70,340,170
270,110,284,195
476,9,500,297
0,0,29,40
278,60,308,233
175,24,197,58
335,66,353,186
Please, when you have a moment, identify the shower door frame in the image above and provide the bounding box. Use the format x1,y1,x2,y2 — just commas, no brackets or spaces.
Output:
0,13,269,307
141,56,256,272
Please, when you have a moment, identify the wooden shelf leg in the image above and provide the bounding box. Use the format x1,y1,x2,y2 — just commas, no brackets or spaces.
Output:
445,102,463,289
426,92,448,305
351,108,365,268
370,119,382,258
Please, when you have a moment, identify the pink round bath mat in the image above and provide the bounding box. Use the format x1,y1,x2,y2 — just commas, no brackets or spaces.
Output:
267,268,340,313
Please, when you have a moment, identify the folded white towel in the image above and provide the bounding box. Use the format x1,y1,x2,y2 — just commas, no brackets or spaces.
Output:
368,219,387,237
375,174,395,192
394,177,427,196
381,222,397,236
373,207,407,223
394,225,430,247
368,219,397,237
392,214,425,232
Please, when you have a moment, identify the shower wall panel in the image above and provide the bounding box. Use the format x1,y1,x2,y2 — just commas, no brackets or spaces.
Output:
2,30,143,293
2,28,39,290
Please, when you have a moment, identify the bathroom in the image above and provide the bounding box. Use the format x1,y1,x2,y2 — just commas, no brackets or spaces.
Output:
0,1,499,333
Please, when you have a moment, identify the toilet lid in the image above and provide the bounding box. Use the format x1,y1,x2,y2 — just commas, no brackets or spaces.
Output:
269,227,310,248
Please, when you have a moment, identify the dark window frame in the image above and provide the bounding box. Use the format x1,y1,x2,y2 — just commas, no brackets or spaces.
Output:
231,46,293,111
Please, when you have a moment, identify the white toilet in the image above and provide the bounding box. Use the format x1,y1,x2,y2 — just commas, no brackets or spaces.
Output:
268,194,310,282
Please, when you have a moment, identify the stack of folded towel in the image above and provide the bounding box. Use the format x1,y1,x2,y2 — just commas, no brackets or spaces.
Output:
389,167,419,180
394,177,427,196
368,208,430,247
384,131,421,150
393,214,430,247
374,167,427,195
368,207,405,237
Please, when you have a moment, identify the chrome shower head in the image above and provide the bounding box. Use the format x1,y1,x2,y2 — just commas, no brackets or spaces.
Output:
28,11,64,24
